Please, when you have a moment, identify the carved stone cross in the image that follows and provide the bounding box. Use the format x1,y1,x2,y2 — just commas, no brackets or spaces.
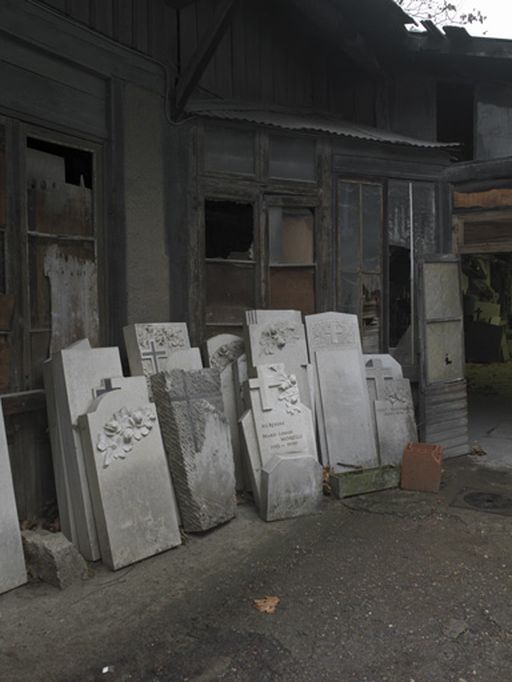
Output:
141,341,168,374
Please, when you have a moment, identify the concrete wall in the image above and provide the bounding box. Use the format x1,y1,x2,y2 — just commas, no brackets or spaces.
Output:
123,83,171,324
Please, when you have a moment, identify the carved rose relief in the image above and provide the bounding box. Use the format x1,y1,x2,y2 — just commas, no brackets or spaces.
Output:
259,323,300,356
210,339,244,371
268,365,301,415
136,325,187,351
96,407,157,468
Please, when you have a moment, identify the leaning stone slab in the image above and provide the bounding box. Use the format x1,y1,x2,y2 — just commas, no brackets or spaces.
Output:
78,377,182,570
0,405,27,595
22,530,88,590
152,369,236,533
305,312,365,465
204,334,245,490
162,348,203,371
44,341,123,561
375,379,417,466
123,323,190,396
242,363,322,521
244,310,312,412
365,357,404,404
314,348,378,473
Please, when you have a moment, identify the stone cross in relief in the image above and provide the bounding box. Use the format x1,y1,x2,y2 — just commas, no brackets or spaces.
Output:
141,341,168,374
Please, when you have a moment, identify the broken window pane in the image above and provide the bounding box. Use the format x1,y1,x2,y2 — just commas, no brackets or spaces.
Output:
269,207,314,265
388,180,411,248
26,139,94,237
206,261,255,325
339,272,359,316
205,200,254,261
269,267,315,315
362,273,382,353
269,134,316,182
338,182,360,271
204,126,255,175
389,246,412,348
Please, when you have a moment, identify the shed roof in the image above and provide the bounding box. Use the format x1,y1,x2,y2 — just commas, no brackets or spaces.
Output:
188,103,458,150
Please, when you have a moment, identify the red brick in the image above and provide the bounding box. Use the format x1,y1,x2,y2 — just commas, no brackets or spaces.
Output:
400,442,444,493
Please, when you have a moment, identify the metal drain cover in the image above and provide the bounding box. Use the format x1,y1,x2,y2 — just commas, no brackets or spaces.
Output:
451,488,512,516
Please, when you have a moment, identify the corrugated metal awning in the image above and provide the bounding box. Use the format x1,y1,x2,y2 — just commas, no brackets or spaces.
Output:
188,102,458,150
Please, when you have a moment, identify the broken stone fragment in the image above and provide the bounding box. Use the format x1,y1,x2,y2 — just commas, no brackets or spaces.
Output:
22,529,89,590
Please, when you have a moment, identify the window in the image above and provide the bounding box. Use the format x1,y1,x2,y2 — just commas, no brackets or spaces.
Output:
204,126,255,175
268,206,315,314
437,81,474,161
269,134,316,182
205,200,256,334
338,181,383,353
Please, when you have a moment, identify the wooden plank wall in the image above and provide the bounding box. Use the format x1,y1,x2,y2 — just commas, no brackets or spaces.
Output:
37,0,377,122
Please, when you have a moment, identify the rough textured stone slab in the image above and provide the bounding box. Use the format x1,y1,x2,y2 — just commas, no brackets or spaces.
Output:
305,312,364,464
152,369,236,533
205,335,245,490
374,379,417,466
78,377,182,570
0,406,27,595
244,310,312,412
242,363,322,521
44,342,123,561
314,349,378,473
22,530,88,590
162,348,203,371
123,323,190,395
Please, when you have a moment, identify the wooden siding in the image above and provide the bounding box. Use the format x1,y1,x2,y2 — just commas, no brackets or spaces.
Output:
35,0,377,121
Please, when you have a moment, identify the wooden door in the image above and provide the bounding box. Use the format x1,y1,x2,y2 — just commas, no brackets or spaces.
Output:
419,255,470,458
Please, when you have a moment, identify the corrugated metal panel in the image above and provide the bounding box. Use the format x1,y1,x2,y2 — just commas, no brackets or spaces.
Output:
421,380,470,458
188,103,458,150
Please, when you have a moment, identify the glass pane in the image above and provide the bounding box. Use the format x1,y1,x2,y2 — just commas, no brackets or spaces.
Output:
206,262,255,324
269,207,314,265
389,246,411,348
205,126,255,175
339,271,359,315
362,273,382,353
0,125,5,228
362,184,382,272
269,135,316,182
388,180,411,248
413,182,437,257
338,182,360,271
269,267,315,315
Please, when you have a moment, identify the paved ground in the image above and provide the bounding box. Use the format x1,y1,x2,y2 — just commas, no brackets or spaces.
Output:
2,451,512,682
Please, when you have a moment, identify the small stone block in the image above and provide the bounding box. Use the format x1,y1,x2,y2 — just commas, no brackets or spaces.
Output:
330,466,400,499
400,442,444,493
22,530,88,590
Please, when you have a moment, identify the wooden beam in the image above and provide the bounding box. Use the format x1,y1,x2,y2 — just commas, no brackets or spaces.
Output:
173,0,239,119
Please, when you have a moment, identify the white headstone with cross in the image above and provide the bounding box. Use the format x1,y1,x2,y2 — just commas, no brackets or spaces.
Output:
241,363,322,521
123,323,191,397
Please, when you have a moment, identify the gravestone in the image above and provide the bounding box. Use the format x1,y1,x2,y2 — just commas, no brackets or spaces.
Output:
0,405,27,595
78,377,181,571
375,379,417,466
305,312,367,466
152,369,236,532
205,334,245,489
162,348,203,371
365,357,403,404
123,323,190,396
44,341,123,561
242,363,322,521
244,310,312,412
314,349,378,473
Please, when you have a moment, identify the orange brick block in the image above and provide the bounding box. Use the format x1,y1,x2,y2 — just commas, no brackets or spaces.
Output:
400,442,444,493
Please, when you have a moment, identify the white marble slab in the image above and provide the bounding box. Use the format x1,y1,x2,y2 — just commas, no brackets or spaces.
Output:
0,405,27,594
78,377,181,571
44,342,123,561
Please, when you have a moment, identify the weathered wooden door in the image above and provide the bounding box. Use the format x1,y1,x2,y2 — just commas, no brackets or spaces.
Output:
418,255,470,458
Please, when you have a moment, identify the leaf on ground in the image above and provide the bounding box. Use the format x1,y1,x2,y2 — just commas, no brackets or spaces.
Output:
253,596,280,614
